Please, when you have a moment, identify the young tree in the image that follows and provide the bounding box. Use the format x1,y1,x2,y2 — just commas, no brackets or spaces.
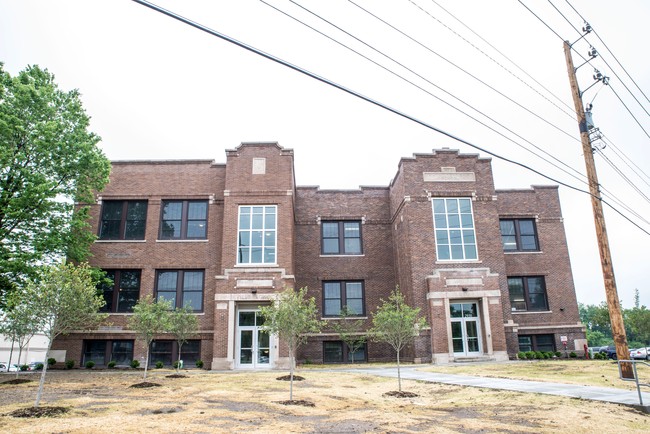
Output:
168,305,199,373
0,64,111,304
128,295,172,380
260,287,322,401
370,289,427,392
23,262,107,407
331,306,367,364
0,290,42,377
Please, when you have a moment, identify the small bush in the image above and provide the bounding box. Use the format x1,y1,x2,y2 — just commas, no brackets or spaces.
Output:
517,351,526,360
195,360,204,369
569,351,577,358
20,364,29,371
107,360,117,369
47,358,56,367
173,361,181,369
534,351,544,359
65,360,75,369
85,361,95,369
34,363,44,371
155,361,164,369
525,351,535,360
130,359,140,369
554,351,562,358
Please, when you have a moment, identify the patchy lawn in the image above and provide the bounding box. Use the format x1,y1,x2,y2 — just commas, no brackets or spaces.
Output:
0,368,647,433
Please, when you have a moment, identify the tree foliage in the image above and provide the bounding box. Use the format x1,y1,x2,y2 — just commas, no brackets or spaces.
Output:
260,287,322,401
370,289,427,392
580,293,650,348
168,305,199,373
0,290,42,378
331,306,367,363
0,64,111,303
22,262,107,406
128,295,172,380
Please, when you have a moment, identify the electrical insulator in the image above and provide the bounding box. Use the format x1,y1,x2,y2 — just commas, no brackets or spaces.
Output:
588,47,598,58
582,22,592,33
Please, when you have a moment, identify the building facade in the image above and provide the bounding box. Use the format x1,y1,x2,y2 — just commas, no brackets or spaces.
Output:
52,143,586,368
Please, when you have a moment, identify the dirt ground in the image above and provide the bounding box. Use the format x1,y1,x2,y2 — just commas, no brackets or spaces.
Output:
0,368,647,433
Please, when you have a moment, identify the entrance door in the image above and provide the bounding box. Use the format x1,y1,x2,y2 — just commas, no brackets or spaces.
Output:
236,309,271,369
450,302,482,356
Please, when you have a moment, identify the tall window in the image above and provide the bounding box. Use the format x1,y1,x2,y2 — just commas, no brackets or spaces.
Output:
156,270,204,311
432,198,477,261
83,340,134,366
160,200,208,239
508,276,548,311
237,205,277,264
500,219,539,251
321,221,362,255
99,200,147,240
99,270,141,313
323,281,364,316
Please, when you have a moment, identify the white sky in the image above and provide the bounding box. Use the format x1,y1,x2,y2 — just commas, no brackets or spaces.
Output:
1,0,649,306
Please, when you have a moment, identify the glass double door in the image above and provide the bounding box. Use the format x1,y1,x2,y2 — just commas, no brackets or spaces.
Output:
450,302,482,356
236,310,270,369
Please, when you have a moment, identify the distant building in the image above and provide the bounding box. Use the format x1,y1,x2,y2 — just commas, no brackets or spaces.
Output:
0,334,49,366
52,143,586,368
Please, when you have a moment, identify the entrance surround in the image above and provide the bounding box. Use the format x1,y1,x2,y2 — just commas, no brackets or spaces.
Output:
426,268,509,364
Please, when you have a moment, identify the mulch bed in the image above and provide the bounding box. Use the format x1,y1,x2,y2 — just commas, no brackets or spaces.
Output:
9,406,69,418
383,391,419,398
165,374,188,379
1,379,33,385
275,399,315,407
276,375,305,381
129,382,162,388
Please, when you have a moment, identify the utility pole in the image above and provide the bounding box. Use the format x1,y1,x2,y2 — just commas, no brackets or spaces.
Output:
563,40,632,378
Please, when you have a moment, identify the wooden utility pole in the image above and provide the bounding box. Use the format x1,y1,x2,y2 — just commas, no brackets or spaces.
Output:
563,41,632,378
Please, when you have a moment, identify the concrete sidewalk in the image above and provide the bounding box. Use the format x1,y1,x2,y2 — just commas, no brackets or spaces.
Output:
341,366,650,412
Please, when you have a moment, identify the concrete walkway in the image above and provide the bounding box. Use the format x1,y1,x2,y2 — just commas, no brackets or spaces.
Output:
340,366,650,411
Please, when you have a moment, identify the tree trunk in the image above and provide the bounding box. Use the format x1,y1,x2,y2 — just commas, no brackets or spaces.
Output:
34,343,53,407
15,344,23,378
7,337,15,376
289,345,294,401
143,345,150,380
396,349,402,392
176,342,183,373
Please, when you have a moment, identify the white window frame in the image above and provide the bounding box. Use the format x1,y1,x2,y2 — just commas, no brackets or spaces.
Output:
237,205,277,265
431,197,478,261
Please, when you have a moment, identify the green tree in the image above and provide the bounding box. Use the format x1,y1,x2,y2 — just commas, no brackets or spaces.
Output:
0,290,42,378
22,262,107,407
331,306,367,363
579,302,612,338
128,295,172,380
370,289,427,392
168,305,199,373
0,64,111,304
260,287,322,401
625,291,650,346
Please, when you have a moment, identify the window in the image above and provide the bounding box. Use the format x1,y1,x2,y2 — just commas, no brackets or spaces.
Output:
160,200,208,239
156,270,204,311
321,221,362,255
82,340,134,366
99,270,141,313
149,340,201,367
518,334,555,352
500,219,539,251
99,200,147,240
323,281,364,316
237,205,277,264
432,198,477,261
508,276,549,311
323,341,367,363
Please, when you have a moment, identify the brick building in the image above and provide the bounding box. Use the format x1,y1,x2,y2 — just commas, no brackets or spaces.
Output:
53,142,586,369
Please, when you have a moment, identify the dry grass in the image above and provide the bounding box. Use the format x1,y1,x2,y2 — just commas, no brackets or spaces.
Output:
419,359,645,390
0,368,647,433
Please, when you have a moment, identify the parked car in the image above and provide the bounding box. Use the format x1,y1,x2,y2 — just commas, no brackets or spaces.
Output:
630,347,650,360
599,346,618,359
0,362,8,372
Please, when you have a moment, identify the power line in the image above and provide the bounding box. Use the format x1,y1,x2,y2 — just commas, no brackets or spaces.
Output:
607,83,650,140
518,0,565,41
564,0,650,104
276,0,587,185
595,148,650,208
129,0,650,237
408,0,575,118
348,0,581,143
601,134,650,188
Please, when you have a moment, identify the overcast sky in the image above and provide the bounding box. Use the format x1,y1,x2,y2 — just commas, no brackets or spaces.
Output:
1,0,648,306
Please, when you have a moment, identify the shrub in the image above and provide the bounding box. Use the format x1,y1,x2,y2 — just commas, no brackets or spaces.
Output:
195,360,204,369
525,351,535,360
85,361,95,369
34,363,44,371
517,351,526,360
47,358,56,367
554,351,562,358
155,361,164,369
569,351,577,358
107,361,117,369
534,351,544,359
65,360,75,369
130,359,140,369
20,364,29,371
173,360,181,369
